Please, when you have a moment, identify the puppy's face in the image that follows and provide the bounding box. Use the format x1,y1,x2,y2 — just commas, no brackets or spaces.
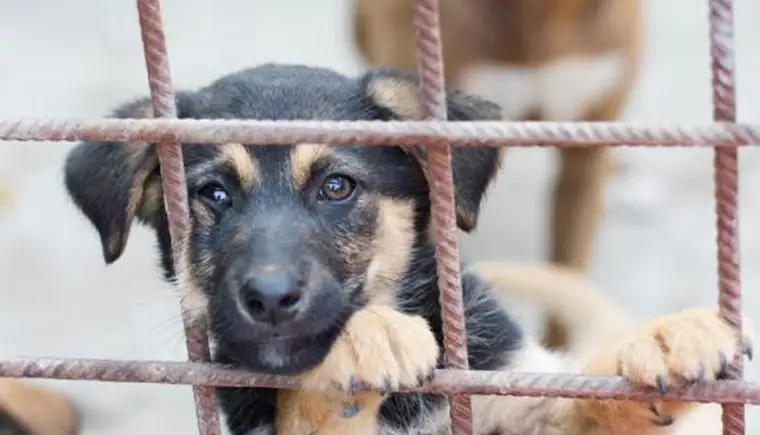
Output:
185,142,430,373
64,64,502,374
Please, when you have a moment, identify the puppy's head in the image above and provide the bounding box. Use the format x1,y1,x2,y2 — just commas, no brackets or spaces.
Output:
64,64,502,374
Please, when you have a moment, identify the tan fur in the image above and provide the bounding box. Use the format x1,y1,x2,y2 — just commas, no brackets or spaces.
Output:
107,148,158,260
191,200,215,230
476,261,753,434
277,305,439,435
366,78,425,120
561,308,753,434
178,239,210,319
104,100,162,261
276,195,426,434
364,199,416,305
352,0,644,349
472,261,630,356
0,379,78,435
277,260,753,434
219,143,259,190
186,200,216,305
139,177,163,221
290,143,330,190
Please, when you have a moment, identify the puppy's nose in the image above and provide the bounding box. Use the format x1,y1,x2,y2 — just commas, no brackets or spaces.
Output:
238,269,303,325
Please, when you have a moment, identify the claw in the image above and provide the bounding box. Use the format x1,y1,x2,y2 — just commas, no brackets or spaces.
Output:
696,363,706,384
383,377,393,394
652,414,674,427
649,403,660,416
416,373,426,387
650,399,674,426
655,375,668,395
346,376,358,395
426,370,436,382
718,352,729,378
342,402,361,419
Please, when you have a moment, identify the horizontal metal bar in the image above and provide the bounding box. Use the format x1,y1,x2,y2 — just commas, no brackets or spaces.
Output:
0,358,758,404
0,119,759,147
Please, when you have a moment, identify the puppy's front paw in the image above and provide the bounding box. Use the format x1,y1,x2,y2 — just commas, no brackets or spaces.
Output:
301,305,439,395
618,307,754,425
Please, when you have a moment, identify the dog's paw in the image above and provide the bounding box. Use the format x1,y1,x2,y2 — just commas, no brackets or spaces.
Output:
301,305,439,395
617,307,754,425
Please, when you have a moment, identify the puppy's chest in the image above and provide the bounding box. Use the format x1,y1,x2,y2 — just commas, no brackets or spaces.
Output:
458,52,626,121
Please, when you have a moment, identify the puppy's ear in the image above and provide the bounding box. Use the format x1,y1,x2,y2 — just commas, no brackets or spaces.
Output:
64,94,194,264
359,68,503,232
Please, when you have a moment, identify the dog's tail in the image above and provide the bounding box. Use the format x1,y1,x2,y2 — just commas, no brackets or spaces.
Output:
0,379,81,435
470,261,633,353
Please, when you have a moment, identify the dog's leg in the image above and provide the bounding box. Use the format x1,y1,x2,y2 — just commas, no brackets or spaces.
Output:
555,307,754,434
550,147,610,274
544,145,610,351
544,78,635,351
275,305,439,435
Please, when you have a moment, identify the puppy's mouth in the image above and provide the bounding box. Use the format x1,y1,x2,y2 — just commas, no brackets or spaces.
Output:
211,292,359,375
217,315,351,375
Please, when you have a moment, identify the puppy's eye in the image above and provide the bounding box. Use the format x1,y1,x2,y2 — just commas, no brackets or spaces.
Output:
318,174,356,201
197,182,232,209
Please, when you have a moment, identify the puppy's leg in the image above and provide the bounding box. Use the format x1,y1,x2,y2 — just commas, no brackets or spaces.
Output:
275,305,439,435
562,307,753,434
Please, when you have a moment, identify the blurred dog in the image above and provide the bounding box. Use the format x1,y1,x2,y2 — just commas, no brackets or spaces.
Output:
63,64,747,435
352,0,644,349
0,379,79,435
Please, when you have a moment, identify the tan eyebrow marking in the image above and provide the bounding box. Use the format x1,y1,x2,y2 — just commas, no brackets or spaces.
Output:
218,143,259,189
290,143,331,190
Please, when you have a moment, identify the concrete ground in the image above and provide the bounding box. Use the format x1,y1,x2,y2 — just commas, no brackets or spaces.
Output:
1,0,760,433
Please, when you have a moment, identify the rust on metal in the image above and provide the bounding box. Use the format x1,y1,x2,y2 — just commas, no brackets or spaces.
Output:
411,0,473,432
136,0,220,433
0,0,754,434
1,358,760,404
1,119,759,148
708,0,744,434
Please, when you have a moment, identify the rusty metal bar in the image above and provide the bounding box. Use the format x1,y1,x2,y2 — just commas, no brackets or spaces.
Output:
708,1,744,434
2,358,760,404
0,1,755,434
411,0,472,432
1,119,759,147
136,0,221,433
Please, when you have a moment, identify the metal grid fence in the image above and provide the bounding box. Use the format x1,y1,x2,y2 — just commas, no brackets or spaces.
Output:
0,0,756,434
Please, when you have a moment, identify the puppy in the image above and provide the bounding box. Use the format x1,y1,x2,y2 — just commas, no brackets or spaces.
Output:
475,261,749,434
0,379,79,435
63,64,748,435
352,0,644,349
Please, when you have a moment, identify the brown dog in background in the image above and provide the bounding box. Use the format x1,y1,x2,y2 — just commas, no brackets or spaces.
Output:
352,0,643,349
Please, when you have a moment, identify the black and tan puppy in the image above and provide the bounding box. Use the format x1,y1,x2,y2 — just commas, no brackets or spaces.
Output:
64,64,751,435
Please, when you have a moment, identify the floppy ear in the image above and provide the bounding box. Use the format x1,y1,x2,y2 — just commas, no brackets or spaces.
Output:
359,68,504,232
63,94,194,264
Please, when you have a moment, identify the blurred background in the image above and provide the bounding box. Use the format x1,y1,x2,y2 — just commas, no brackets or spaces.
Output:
1,0,759,433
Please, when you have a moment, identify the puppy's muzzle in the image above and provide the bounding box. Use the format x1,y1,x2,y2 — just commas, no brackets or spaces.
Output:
237,265,305,326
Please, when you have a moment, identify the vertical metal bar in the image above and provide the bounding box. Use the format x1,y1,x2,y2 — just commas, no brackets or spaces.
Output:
136,1,221,434
708,1,744,434
411,1,473,433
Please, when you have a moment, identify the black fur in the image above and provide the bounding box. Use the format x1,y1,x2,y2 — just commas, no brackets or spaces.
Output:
63,64,523,434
